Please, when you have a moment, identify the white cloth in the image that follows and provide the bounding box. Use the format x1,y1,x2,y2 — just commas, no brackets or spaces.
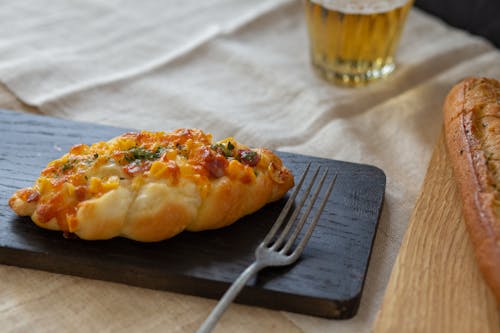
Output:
0,0,499,332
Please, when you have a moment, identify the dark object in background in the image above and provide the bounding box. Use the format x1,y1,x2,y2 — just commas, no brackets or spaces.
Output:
416,0,500,48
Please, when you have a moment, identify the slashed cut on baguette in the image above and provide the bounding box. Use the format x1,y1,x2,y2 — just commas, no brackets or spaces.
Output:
443,77,500,302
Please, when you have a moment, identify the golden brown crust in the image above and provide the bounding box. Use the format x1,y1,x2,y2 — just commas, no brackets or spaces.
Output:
8,129,294,242
443,77,500,302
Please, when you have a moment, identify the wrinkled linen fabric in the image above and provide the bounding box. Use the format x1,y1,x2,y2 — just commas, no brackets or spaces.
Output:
0,0,499,332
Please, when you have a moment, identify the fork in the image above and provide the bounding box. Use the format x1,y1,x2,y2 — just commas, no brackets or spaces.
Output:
197,163,337,333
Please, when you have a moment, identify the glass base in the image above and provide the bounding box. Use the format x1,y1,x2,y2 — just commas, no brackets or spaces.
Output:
312,61,396,87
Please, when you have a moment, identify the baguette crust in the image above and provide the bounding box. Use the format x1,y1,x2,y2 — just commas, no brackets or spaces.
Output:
9,129,294,242
443,77,500,302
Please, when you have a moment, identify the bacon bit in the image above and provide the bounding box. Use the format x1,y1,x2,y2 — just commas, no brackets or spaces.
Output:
35,193,75,231
35,204,52,223
17,189,40,203
35,203,60,224
27,191,40,203
237,149,260,167
123,160,152,177
74,186,88,201
206,157,227,178
191,146,228,178
41,164,58,176
35,191,67,223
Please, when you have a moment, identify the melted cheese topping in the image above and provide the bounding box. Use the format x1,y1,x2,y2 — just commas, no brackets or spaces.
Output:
23,129,269,234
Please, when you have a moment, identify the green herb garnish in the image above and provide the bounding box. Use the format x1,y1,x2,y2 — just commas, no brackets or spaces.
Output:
124,146,168,162
61,160,75,172
211,142,235,158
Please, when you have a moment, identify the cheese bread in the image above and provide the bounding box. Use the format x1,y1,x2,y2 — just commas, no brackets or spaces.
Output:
9,129,294,242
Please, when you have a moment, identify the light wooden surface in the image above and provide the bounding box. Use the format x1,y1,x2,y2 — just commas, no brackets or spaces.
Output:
373,131,500,333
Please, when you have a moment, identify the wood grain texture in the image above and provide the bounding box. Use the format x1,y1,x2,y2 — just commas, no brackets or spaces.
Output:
0,109,386,319
373,131,499,333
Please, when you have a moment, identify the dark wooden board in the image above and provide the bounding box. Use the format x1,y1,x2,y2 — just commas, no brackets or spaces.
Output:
0,109,385,319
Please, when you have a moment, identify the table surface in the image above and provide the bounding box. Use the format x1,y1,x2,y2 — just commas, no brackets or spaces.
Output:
2,87,498,332
1,2,499,332
373,132,499,333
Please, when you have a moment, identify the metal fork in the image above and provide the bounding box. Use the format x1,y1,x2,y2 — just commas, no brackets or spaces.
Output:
197,164,337,333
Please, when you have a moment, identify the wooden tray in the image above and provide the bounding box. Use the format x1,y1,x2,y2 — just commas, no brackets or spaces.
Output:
0,109,385,319
373,131,499,332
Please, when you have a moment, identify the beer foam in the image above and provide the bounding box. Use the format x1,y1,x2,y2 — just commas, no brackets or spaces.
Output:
309,0,410,14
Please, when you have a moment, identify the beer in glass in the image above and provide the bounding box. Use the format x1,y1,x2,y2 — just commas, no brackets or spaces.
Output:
305,0,413,86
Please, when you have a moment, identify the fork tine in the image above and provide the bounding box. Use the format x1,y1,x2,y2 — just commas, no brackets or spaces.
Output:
281,168,330,254
271,166,321,250
197,169,337,333
262,162,311,246
289,174,337,261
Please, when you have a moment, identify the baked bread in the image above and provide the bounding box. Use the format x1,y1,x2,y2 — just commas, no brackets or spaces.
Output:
443,77,500,302
9,129,294,242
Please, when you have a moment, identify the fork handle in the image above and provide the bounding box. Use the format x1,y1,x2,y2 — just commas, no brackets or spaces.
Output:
197,261,264,333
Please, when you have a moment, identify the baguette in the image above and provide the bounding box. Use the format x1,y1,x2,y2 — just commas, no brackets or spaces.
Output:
443,77,500,302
